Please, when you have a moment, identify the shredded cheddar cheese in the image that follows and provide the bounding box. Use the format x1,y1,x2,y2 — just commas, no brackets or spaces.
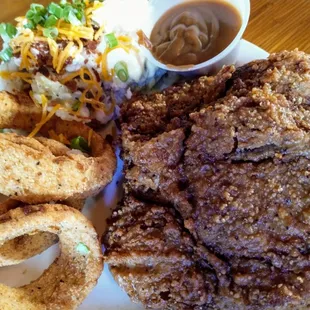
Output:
56,41,74,73
1,0,142,132
88,129,93,147
85,1,104,27
0,71,32,84
47,38,59,69
29,104,61,138
94,24,105,40
20,42,33,70
40,94,48,122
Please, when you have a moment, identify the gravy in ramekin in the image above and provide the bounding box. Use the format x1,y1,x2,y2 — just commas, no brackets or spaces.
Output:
150,0,242,67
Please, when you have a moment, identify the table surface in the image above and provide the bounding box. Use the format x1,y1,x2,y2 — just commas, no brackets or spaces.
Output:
244,0,310,53
0,0,310,54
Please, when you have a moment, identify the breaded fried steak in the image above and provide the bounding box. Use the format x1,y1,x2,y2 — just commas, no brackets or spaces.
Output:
104,50,310,309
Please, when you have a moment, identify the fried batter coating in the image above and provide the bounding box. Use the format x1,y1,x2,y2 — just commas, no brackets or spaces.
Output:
0,91,116,204
0,197,85,266
0,204,103,309
106,50,310,310
0,133,115,203
104,196,215,310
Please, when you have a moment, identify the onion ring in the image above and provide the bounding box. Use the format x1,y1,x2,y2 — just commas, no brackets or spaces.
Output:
0,91,116,204
0,197,85,215
0,197,85,266
0,204,103,309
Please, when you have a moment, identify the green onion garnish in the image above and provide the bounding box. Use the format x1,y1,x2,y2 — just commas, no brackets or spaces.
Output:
105,33,118,48
44,15,58,28
114,61,129,82
26,3,47,27
30,3,45,11
33,14,45,25
76,242,90,255
25,10,35,20
24,21,35,29
24,1,87,29
70,136,90,153
63,6,81,26
47,2,63,19
43,27,58,39
0,47,13,62
6,24,17,39
72,101,81,112
0,23,17,42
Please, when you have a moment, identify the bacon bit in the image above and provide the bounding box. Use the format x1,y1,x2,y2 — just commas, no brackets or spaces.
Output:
65,80,78,92
86,40,98,53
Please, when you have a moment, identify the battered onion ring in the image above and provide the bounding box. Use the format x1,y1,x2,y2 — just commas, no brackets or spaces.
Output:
0,204,103,309
0,91,116,204
0,197,85,266
0,197,85,215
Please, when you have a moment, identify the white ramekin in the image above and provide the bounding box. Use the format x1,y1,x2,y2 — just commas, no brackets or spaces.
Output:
143,0,250,75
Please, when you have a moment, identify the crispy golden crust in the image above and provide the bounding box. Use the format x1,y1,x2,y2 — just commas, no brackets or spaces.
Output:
0,133,115,203
104,196,214,310
0,204,103,309
0,91,116,204
0,197,85,266
111,51,310,309
0,92,42,132
0,198,85,216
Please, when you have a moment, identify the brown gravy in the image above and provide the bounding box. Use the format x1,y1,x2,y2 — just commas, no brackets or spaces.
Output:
150,0,242,67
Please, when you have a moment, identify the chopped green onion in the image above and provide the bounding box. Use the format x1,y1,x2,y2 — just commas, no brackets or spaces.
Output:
114,61,129,82
63,6,81,26
0,23,17,42
70,136,90,153
0,24,6,35
26,3,47,28
24,21,35,29
72,101,81,112
6,24,17,38
0,47,13,62
0,24,9,42
33,14,44,25
44,15,58,28
105,33,118,48
0,129,5,133
30,3,45,11
75,10,83,21
76,242,90,255
43,27,58,39
25,11,35,22
59,0,67,5
48,2,63,19
68,11,81,25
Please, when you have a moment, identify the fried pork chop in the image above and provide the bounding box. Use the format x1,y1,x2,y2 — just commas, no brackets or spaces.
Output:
105,50,310,309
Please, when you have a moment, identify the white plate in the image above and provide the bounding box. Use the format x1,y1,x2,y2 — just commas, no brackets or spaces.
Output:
0,40,268,310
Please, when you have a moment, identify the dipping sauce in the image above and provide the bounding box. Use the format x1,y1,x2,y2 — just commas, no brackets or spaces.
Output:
150,0,242,67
